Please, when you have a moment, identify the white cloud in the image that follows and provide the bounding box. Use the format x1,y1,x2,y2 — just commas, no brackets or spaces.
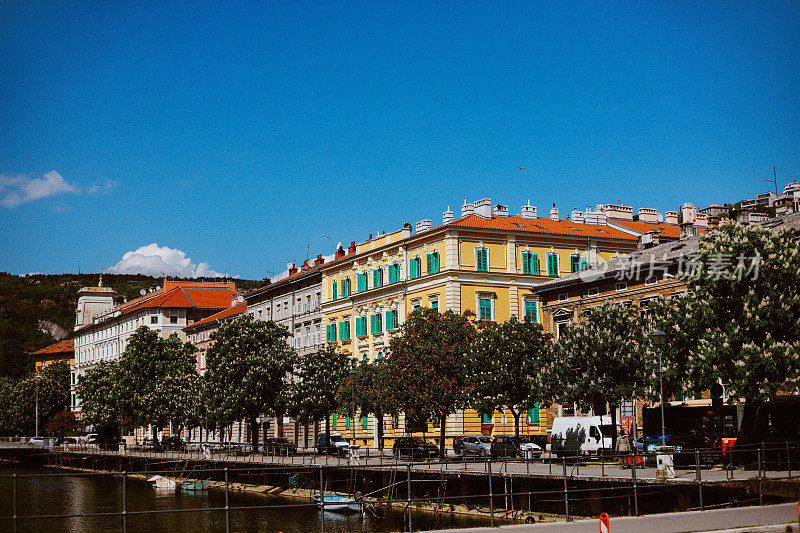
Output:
108,243,232,278
87,179,119,194
0,171,79,208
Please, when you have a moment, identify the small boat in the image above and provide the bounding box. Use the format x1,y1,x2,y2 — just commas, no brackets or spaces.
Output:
180,481,209,491
312,494,362,513
148,475,178,489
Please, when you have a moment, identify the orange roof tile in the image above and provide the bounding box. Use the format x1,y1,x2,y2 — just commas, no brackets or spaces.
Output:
31,339,74,356
609,219,682,239
448,214,637,240
184,301,247,332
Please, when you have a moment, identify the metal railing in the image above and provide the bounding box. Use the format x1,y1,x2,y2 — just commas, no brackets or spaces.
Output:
2,441,799,532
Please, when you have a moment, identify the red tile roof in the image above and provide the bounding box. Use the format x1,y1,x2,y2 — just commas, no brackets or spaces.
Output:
609,219,708,239
31,339,74,356
184,301,247,332
77,282,240,332
447,214,638,240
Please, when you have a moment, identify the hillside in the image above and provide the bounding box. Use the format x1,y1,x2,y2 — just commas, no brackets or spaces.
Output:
0,272,266,378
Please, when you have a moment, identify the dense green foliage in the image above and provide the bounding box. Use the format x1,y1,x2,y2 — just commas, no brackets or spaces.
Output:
0,360,71,436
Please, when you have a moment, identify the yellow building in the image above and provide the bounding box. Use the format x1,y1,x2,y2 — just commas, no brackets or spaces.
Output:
320,199,638,448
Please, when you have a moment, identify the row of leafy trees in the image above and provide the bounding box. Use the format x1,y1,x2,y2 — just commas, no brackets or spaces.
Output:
0,360,76,437
75,222,800,455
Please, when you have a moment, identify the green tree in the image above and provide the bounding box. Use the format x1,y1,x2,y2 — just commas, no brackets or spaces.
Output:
115,327,199,438
288,345,351,449
382,308,477,459
668,223,800,442
205,315,296,452
550,302,651,450
47,410,80,438
0,377,18,436
466,316,554,437
76,360,125,440
336,360,395,450
13,361,71,435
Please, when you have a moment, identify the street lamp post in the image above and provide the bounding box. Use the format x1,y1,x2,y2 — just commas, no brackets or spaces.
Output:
349,367,357,446
35,373,40,438
652,329,668,448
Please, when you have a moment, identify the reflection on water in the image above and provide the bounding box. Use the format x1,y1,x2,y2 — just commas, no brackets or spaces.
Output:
0,465,492,532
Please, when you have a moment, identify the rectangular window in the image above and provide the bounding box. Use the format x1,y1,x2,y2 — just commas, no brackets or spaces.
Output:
386,309,398,331
481,411,493,424
426,251,440,274
373,268,383,288
558,293,569,302
356,316,367,337
170,312,178,324
547,253,559,276
371,313,383,334
430,300,438,313
326,323,337,343
478,297,492,321
410,257,421,279
522,251,540,275
476,248,488,272
346,415,351,429
357,272,368,292
587,287,599,297
615,282,627,292
645,277,657,286
524,300,538,322
388,263,400,284
579,256,589,270
362,415,368,428
341,277,351,297
332,413,337,429
570,254,581,273
332,280,338,300
528,403,540,424
339,320,350,341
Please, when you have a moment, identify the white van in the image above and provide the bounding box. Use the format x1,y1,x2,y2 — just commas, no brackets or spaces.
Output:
550,416,621,457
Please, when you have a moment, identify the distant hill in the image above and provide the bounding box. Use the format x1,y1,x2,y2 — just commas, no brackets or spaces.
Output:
0,272,267,378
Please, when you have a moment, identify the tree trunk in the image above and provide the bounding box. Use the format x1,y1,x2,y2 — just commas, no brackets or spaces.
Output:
512,408,520,437
610,403,618,453
325,415,331,449
439,412,447,460
249,416,259,453
377,413,384,450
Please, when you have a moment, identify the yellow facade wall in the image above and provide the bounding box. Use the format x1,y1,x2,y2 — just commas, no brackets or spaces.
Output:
405,284,447,312
459,240,507,272
459,284,511,323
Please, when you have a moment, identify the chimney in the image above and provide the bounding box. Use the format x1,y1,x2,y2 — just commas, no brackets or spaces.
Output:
680,221,697,240
335,246,345,259
474,198,491,219
638,231,660,250
347,241,356,254
493,204,509,217
550,203,559,221
461,198,475,217
664,211,679,225
300,259,310,271
603,203,634,221
520,200,537,219
694,212,708,229
402,222,413,238
416,219,432,233
570,208,584,224
442,205,454,224
681,202,697,224
314,254,324,266
637,208,660,224
288,263,298,275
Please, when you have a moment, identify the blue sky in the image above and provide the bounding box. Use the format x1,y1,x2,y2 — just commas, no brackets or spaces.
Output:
1,2,798,279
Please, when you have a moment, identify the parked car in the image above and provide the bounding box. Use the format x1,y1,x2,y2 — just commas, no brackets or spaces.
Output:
393,436,439,459
490,436,542,459
161,436,187,451
316,432,351,455
518,437,544,459
28,437,46,446
460,435,492,457
264,437,297,454
142,436,157,448
549,416,622,457
53,437,78,447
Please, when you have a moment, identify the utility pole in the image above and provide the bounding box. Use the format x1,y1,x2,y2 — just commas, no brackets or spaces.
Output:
766,166,778,195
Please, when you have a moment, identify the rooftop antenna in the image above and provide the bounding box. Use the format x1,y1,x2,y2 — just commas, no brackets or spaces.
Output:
766,165,778,195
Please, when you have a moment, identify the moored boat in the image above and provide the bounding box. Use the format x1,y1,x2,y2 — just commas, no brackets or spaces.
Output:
312,494,362,513
180,481,209,491
148,475,178,489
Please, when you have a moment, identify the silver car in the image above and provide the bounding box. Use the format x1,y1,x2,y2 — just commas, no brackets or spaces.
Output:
460,435,492,456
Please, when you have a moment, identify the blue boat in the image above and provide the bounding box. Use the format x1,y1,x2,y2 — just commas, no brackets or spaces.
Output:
312,494,362,513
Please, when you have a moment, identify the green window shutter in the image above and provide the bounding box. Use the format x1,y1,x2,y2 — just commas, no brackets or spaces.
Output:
410,257,421,279
522,252,530,275
426,253,432,274
481,410,493,424
476,248,488,271
571,255,580,273
332,413,337,429
391,415,398,429
548,254,559,276
532,254,540,275
332,281,338,301
377,351,383,360
479,298,492,321
389,264,399,284
528,403,540,424
373,269,382,288
431,300,438,313
356,317,365,337
525,300,537,321
339,321,349,340
326,324,335,343
362,415,368,428
346,415,351,429
579,256,588,270
385,310,392,331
